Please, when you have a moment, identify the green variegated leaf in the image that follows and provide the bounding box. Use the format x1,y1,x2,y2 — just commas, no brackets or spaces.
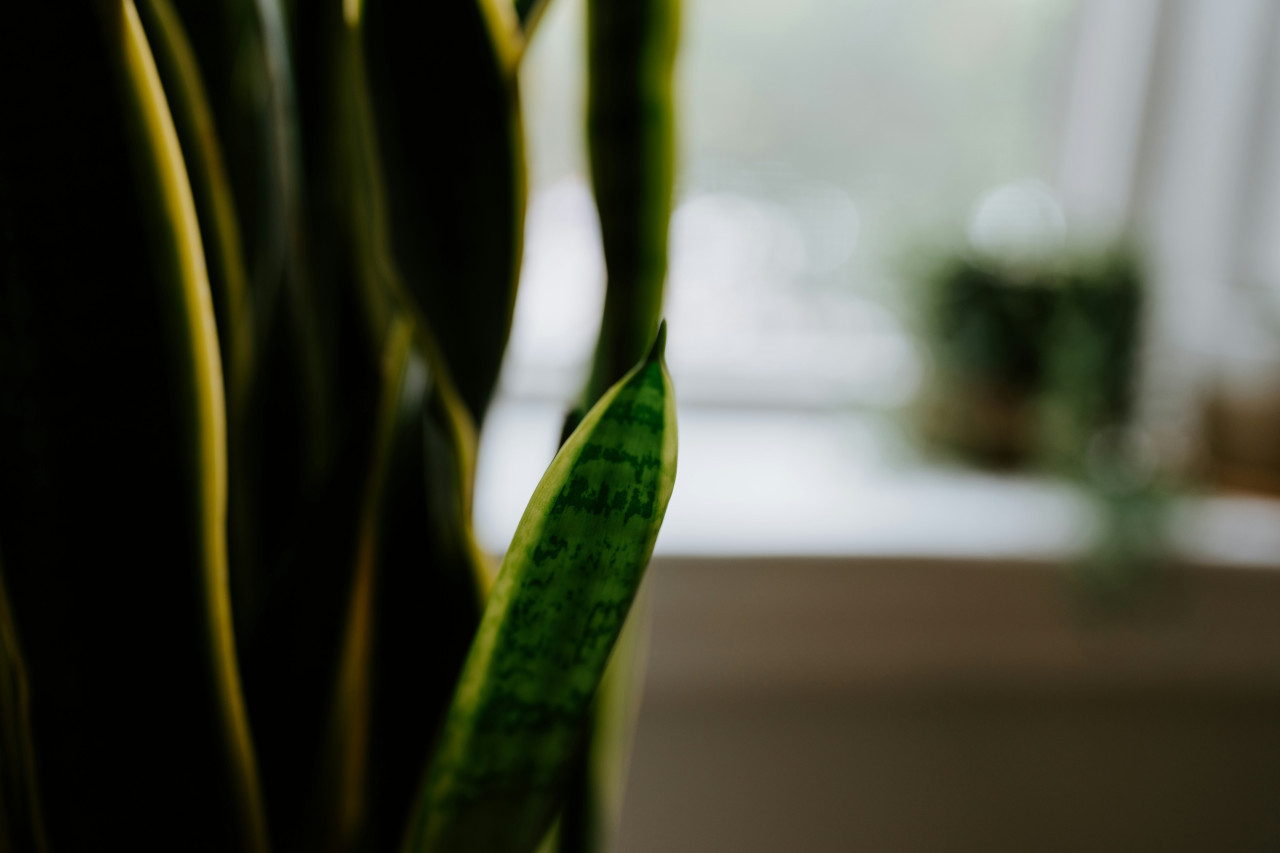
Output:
308,321,420,853
551,585,652,853
578,0,679,419
402,325,677,853
136,0,254,422
166,0,301,320
552,1,681,850
308,318,490,853
261,7,498,848
359,0,526,427
156,0,333,654
233,8,402,846
0,2,268,848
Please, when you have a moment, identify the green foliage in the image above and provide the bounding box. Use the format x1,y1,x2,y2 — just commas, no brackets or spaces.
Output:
918,248,1144,471
406,328,676,853
0,1,678,851
917,247,1169,600
549,2,679,851
574,0,679,430
0,4,268,847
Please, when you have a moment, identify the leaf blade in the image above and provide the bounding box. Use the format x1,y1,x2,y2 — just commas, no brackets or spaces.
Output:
359,0,527,426
403,325,677,853
0,2,269,847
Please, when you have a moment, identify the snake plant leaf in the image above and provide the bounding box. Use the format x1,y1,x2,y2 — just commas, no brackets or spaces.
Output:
155,0,334,651
160,0,328,427
289,19,498,837
309,14,504,838
307,321,421,853
358,0,527,427
551,2,681,849
0,553,46,853
135,0,255,423
236,195,385,850
166,0,320,390
134,0,271,650
365,362,492,852
549,586,652,853
0,2,268,849
165,6,396,841
238,359,383,853
309,320,489,853
165,0,293,309
402,324,677,853
330,4,491,540
578,0,679,416
240,8,497,845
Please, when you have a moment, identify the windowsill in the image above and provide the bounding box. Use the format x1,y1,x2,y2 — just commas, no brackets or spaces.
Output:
476,403,1280,852
475,398,1280,569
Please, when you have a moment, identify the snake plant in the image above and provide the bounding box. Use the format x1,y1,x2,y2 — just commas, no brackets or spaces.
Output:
0,0,678,851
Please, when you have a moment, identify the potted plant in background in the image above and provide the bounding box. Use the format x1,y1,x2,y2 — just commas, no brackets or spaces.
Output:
914,244,1169,594
916,247,1143,473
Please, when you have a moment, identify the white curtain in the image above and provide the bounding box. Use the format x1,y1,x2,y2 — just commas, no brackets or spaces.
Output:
1057,0,1280,471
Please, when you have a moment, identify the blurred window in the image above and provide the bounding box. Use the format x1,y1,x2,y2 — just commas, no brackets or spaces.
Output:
507,0,1074,412
475,0,1280,563
477,0,1080,557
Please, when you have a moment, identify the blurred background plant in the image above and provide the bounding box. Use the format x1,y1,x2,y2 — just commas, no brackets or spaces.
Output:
916,247,1143,473
914,244,1169,597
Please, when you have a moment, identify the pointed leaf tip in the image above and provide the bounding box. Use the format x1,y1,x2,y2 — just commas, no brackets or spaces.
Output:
647,320,668,363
